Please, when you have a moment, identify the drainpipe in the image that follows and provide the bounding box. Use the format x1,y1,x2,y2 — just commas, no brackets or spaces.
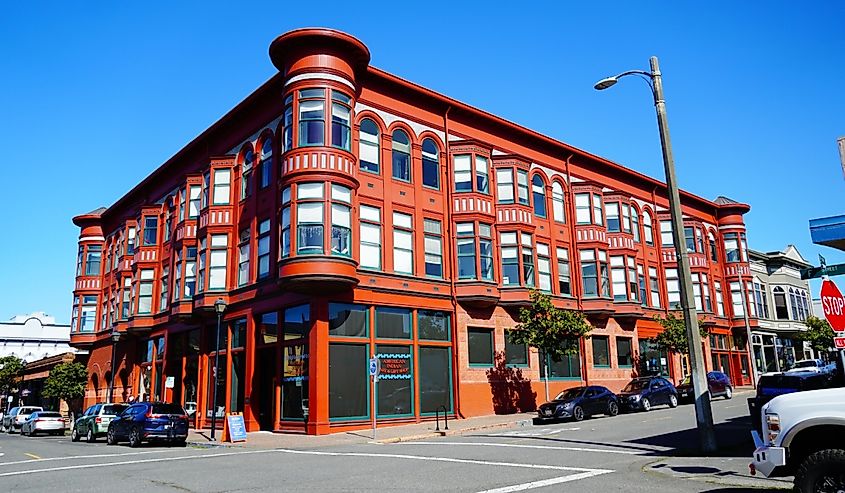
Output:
443,106,464,419
563,154,588,386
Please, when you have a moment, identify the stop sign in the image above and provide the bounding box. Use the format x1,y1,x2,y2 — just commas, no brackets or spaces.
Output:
820,279,845,332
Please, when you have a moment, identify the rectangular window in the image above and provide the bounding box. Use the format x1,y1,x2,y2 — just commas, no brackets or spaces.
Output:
660,220,674,247
418,310,450,341
456,222,476,279
715,281,725,316
537,243,551,292
283,303,311,339
188,187,201,218
505,330,528,366
703,274,712,312
159,267,168,311
730,281,744,317
259,312,278,345
241,155,253,200
85,245,102,276
121,277,131,319
468,328,494,366
592,336,610,367
723,233,740,262
328,303,368,337
610,256,627,301
138,269,154,315
212,169,231,205
260,148,272,190
599,250,610,298
330,92,351,151
281,187,291,258
501,232,519,286
393,212,413,275
257,219,270,279
684,227,696,253
496,168,514,203
297,183,324,254
649,267,661,308
540,347,582,379
184,247,197,298
143,217,158,246
517,170,529,205
178,188,186,222
638,265,647,306
173,250,182,301
556,248,571,296
621,204,631,233
592,194,603,225
359,205,381,270
454,155,472,192
376,344,413,417
479,224,494,281
424,218,442,278
632,210,640,242
627,257,638,302
606,202,620,232
201,171,210,210
331,185,352,257
617,337,633,367
376,307,412,339
575,193,591,224
208,234,228,290
581,249,597,297
283,94,293,151
80,295,97,332
238,228,250,286
329,343,368,419
666,268,681,309
476,156,489,194
299,89,325,147
419,347,452,414
522,233,535,287
693,275,703,311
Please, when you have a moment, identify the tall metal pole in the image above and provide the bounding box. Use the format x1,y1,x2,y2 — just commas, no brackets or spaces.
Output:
650,56,717,453
210,312,222,441
108,338,117,403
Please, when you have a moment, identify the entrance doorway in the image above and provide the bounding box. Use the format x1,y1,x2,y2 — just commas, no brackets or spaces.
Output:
256,347,276,431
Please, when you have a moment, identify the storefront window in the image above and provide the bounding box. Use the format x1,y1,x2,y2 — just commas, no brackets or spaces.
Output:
282,344,308,420
329,343,368,419
638,339,670,377
376,345,413,417
419,347,452,414
259,312,278,345
418,310,449,341
376,307,411,339
329,303,368,337
284,304,311,339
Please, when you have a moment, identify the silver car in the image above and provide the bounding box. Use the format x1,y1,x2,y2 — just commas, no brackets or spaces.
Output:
2,406,43,433
21,411,67,436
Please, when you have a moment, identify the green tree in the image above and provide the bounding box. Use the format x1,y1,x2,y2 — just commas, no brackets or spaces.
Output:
43,362,88,411
794,316,836,353
652,313,709,355
0,355,25,396
508,290,592,362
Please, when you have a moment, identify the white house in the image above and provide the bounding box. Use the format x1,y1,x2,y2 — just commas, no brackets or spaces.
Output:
1,313,73,362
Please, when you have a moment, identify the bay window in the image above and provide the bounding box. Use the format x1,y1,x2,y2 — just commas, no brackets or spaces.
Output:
178,188,186,222
121,277,131,319
581,249,608,297
665,268,680,309
76,246,83,276
174,250,182,300
684,226,695,253
521,233,535,286
628,257,637,301
611,256,627,301
138,269,154,315
552,182,565,223
143,216,158,246
201,172,209,209
660,220,673,247
480,224,494,280
159,267,169,311
476,156,489,194
359,205,382,270
257,219,271,279
592,194,603,226
773,286,788,319
621,203,631,233
85,245,102,276
184,246,197,297
392,130,411,182
456,222,476,279
281,187,291,257
730,282,744,317
188,186,200,218
638,265,647,305
241,149,254,200
632,209,640,242
606,202,620,232
517,170,529,205
424,218,443,278
556,248,571,296
575,192,603,225
298,88,325,146
331,91,351,151
259,138,272,189
709,231,718,262
422,138,439,189
359,118,380,174
496,168,514,203
501,232,520,286
454,154,489,194
283,94,293,151
208,234,228,290
723,233,740,262
331,184,352,257
537,243,551,292
715,281,725,316
393,211,413,274
238,228,250,286
297,183,324,254
81,295,97,332
212,169,231,205
454,155,472,192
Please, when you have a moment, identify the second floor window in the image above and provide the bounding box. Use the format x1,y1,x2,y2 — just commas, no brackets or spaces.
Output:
331,91,351,151
359,205,381,270
532,176,547,218
393,211,413,274
238,228,250,287
556,248,571,296
138,269,154,315
666,268,680,309
359,119,380,174
422,139,439,189
85,245,102,276
257,219,271,279
143,217,158,246
537,243,551,292
649,267,661,307
208,234,228,290
392,130,411,182
297,183,324,254
185,246,197,298
424,219,442,278
580,249,609,298
330,185,352,257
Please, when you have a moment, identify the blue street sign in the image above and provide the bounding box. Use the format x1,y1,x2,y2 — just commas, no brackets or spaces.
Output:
368,358,379,376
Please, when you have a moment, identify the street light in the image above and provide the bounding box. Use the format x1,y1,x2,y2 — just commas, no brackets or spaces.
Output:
210,298,227,441
595,56,717,453
108,329,121,403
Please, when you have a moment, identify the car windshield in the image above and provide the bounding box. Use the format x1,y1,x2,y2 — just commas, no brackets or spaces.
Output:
622,380,649,392
37,412,62,418
793,361,818,368
103,404,128,415
152,404,186,415
554,387,585,400
20,407,40,414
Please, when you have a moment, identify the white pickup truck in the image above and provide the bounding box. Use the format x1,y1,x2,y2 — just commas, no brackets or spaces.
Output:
751,387,845,492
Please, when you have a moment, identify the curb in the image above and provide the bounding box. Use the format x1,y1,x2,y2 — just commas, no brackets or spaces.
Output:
186,440,240,449
376,418,532,444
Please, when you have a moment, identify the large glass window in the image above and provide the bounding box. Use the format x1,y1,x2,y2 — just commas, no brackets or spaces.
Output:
376,345,412,417
422,138,439,189
418,311,449,341
592,336,610,367
299,88,325,146
331,185,352,257
329,343,368,419
359,119,380,174
532,175,546,218
331,91,351,151
419,347,452,414
540,346,581,379
496,168,514,203
424,219,442,278
501,232,520,286
257,219,270,279
259,312,278,345
468,328,493,366
552,182,565,223
297,183,324,254
505,330,528,366
376,307,411,339
329,303,368,337
392,130,411,182
360,205,381,270
259,138,272,190
617,337,633,367
282,343,308,420
212,169,231,205
456,222,476,279
85,245,102,276
454,155,472,192
241,148,254,200
143,217,158,246
208,234,228,290
393,212,413,274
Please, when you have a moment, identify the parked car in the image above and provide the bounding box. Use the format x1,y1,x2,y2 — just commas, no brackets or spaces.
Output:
751,387,845,492
21,411,66,436
676,371,733,402
2,406,43,433
785,358,835,375
72,403,129,442
107,402,189,447
536,386,619,422
617,376,678,412
748,371,831,434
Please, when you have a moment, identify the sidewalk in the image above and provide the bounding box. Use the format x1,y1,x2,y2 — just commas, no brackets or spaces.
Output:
187,412,535,449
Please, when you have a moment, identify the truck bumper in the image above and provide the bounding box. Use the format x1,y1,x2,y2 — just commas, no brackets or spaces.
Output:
751,431,786,478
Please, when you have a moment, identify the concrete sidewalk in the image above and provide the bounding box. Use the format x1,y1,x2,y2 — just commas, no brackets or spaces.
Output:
187,412,535,449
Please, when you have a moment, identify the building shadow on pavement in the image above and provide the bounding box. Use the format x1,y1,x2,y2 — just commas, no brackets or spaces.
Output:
486,352,537,415
626,415,754,457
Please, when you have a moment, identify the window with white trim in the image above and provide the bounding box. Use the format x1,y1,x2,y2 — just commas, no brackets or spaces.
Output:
715,281,725,316
660,220,674,247
552,182,565,223
649,267,661,307
666,268,681,309
138,269,154,315
496,168,514,203
331,184,352,257
257,219,271,279
643,210,653,245
213,169,231,205
159,267,169,311
359,205,381,270
174,249,182,301
730,281,744,317
208,234,228,290
556,247,571,296
359,119,380,174
424,219,442,278
281,187,291,258
331,90,351,151
297,183,324,254
393,212,413,274
299,88,325,146
189,186,201,219
537,243,551,292
185,246,197,298
238,228,250,286
241,149,254,200
422,138,439,189
392,130,411,182
197,237,206,294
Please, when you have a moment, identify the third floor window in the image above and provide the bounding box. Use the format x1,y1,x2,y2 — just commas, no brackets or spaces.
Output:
454,154,489,194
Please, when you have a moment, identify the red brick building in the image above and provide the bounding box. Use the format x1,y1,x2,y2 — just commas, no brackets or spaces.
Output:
70,28,756,435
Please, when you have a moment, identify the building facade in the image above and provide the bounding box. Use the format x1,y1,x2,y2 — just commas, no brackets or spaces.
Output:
1,312,73,363
747,246,813,373
69,28,756,435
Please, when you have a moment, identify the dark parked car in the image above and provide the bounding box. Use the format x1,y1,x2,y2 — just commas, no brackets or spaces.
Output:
106,402,189,447
676,371,733,402
536,386,619,422
747,371,832,434
617,376,678,412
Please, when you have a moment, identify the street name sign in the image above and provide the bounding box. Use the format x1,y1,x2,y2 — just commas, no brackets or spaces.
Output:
820,279,845,332
801,263,845,280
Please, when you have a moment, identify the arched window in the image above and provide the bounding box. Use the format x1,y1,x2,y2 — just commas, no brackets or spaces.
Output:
642,210,653,245
392,129,411,182
532,175,546,218
551,182,565,223
421,138,439,189
259,138,273,189
240,148,254,200
359,119,380,174
789,288,800,321
632,207,640,243
773,286,788,320
708,231,718,262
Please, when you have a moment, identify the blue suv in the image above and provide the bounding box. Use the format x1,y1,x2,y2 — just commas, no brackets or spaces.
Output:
617,376,679,412
106,402,189,447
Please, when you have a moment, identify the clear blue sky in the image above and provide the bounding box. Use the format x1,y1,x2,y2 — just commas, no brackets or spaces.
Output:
1,2,843,323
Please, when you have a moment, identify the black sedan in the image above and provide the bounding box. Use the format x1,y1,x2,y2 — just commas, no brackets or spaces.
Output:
676,371,733,402
617,376,678,412
536,386,619,422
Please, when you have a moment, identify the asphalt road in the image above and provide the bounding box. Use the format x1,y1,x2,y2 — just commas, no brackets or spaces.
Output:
0,392,784,493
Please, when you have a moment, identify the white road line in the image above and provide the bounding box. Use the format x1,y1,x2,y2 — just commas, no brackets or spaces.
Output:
476,470,612,493
489,427,580,437
0,449,195,467
406,441,644,455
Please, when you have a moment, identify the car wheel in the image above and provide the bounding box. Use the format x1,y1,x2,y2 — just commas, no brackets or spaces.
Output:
642,398,652,412
669,394,678,408
106,427,117,446
794,449,845,493
572,405,585,422
607,401,619,417
128,427,142,448
87,428,95,443
71,427,80,442
724,386,733,400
